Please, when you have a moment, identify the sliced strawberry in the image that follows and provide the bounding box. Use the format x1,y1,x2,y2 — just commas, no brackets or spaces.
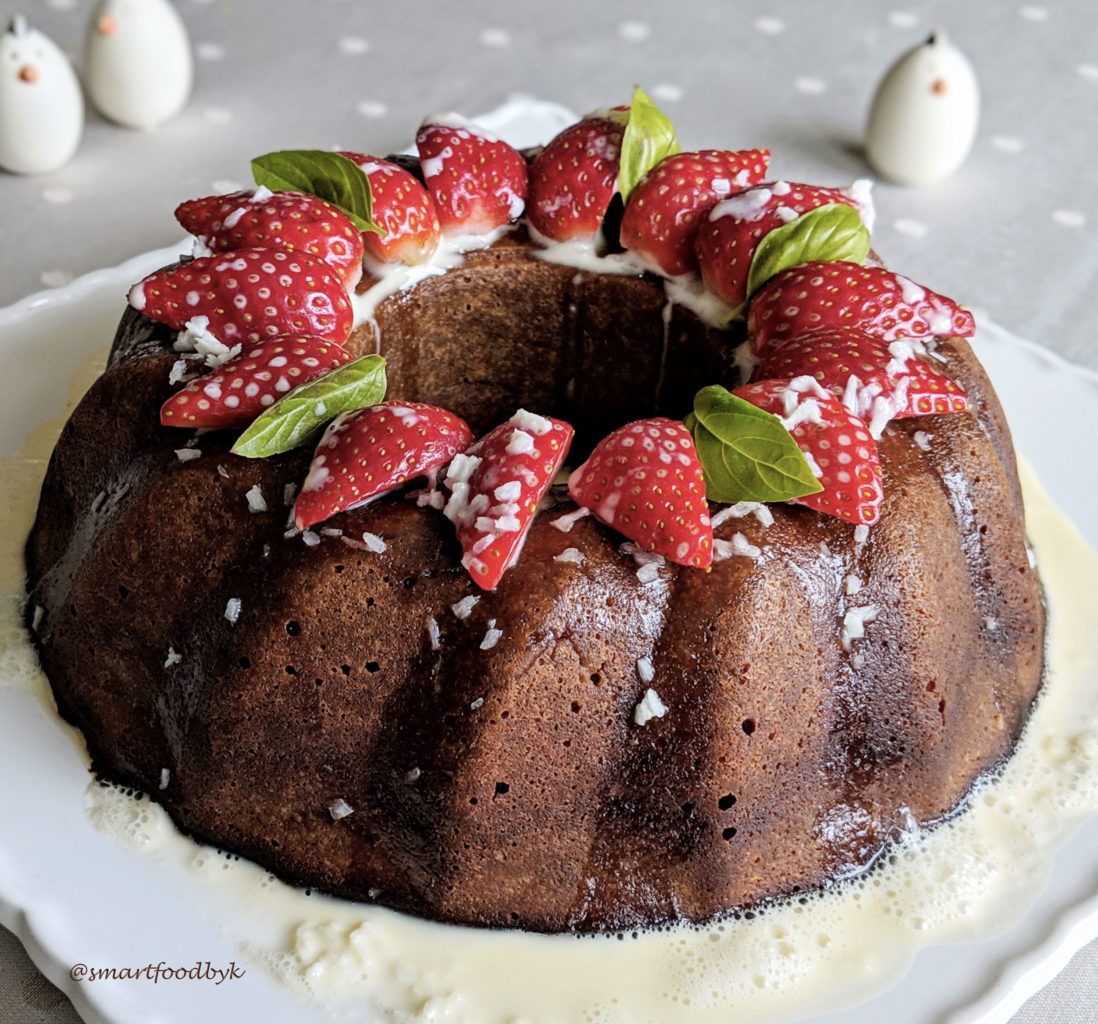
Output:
293,402,474,530
734,377,883,525
175,187,365,289
442,410,574,590
129,249,354,347
340,153,441,265
415,116,528,234
526,115,626,243
694,180,872,309
754,327,969,437
747,261,976,357
568,418,712,568
620,149,770,276
161,336,352,429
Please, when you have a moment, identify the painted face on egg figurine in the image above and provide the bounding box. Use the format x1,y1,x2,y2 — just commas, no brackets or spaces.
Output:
0,16,84,175
84,0,194,130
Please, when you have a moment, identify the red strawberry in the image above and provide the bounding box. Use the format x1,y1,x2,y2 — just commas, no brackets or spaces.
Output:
340,153,441,265
753,327,969,437
620,149,771,276
734,377,883,525
161,336,352,429
526,115,626,243
568,418,712,567
175,188,364,289
293,402,474,530
694,180,873,309
415,116,528,234
747,261,976,357
129,249,354,347
443,410,574,590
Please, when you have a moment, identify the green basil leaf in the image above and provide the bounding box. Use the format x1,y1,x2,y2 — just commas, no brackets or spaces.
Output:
617,86,681,202
743,203,870,305
689,385,822,503
232,355,387,458
251,150,383,235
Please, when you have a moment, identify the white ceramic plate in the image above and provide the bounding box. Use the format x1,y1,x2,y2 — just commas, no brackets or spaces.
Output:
3,98,1098,1024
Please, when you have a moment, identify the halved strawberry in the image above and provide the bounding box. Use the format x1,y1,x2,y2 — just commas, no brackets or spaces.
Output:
175,187,365,289
747,261,976,357
753,327,969,437
294,402,474,530
620,149,770,276
526,115,626,243
694,180,873,309
415,116,528,234
568,418,712,567
734,377,883,525
161,336,352,429
340,153,441,265
129,249,354,347
442,410,574,590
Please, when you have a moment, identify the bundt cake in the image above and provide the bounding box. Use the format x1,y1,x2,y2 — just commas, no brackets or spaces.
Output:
24,92,1044,934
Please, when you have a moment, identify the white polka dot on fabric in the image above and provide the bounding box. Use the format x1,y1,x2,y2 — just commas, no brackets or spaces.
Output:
203,108,233,125
212,179,243,193
795,77,827,95
651,83,684,102
338,36,369,55
40,270,73,288
1019,5,1049,20
42,186,74,204
1052,209,1087,228
991,135,1025,153
894,218,928,238
754,16,785,34
479,28,511,47
1078,64,1098,80
888,10,918,28
618,19,651,42
356,99,388,118
196,42,226,61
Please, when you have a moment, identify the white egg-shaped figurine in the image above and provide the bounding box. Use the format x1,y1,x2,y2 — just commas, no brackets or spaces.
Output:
0,15,84,174
84,0,193,130
866,32,980,186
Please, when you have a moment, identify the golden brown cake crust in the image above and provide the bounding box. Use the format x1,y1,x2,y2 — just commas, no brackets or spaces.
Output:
25,242,1044,933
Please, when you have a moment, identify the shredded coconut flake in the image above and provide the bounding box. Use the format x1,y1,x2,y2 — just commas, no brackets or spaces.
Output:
328,798,354,821
163,647,182,669
841,604,880,652
913,431,933,451
159,768,170,790
175,448,202,462
553,547,585,565
283,482,298,506
551,507,591,532
844,574,864,595
224,598,242,624
711,502,774,528
854,524,871,546
245,484,267,513
362,532,387,553
634,688,669,726
636,657,655,684
451,595,480,620
427,616,441,650
480,619,502,650
302,530,320,547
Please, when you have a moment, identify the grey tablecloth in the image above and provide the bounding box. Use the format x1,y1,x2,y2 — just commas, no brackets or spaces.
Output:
3,1,1097,1021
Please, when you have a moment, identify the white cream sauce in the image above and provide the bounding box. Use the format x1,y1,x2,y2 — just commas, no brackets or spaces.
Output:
2,346,1097,1024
